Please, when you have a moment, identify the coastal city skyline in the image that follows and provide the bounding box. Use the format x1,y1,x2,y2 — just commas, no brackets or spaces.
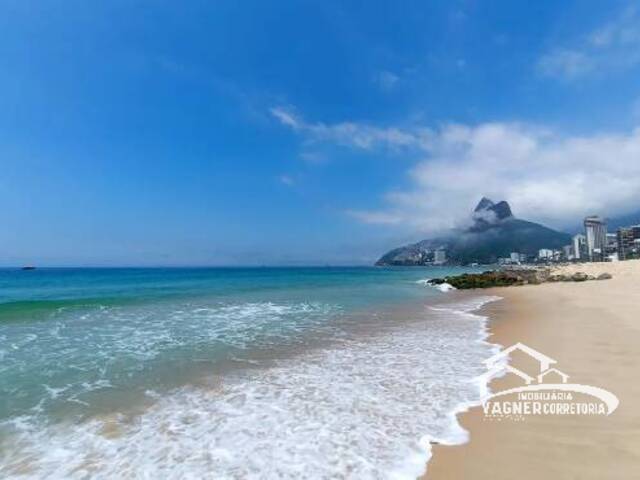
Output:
376,195,640,267
502,214,640,265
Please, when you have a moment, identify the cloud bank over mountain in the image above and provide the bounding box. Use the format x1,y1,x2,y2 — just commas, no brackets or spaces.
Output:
272,108,640,234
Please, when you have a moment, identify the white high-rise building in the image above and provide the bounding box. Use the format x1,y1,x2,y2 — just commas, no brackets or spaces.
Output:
572,233,587,260
584,216,607,261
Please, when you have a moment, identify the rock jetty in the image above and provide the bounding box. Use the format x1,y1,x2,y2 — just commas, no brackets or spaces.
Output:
427,268,612,290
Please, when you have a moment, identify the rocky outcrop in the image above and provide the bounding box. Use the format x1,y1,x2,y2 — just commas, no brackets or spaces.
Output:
571,272,588,282
471,198,513,226
427,269,612,290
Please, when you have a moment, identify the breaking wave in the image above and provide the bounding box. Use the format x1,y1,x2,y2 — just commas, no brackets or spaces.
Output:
1,296,500,479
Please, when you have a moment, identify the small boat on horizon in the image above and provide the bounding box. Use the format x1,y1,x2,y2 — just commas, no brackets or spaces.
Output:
21,266,37,271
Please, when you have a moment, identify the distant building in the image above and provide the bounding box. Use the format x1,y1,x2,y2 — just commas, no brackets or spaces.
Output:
572,233,587,260
434,248,447,264
562,245,573,260
584,216,607,261
503,252,527,265
617,228,633,259
617,226,640,260
538,249,553,260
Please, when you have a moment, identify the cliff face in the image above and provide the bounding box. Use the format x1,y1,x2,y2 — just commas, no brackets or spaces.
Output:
376,198,571,265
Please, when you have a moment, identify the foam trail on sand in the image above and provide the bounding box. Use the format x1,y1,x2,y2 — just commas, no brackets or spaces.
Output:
420,296,503,469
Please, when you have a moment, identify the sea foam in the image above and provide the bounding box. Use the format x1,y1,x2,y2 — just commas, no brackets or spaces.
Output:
416,279,456,292
0,296,500,479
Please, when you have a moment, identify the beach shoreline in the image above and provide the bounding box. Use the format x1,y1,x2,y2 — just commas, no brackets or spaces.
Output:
423,260,640,479
0,266,499,478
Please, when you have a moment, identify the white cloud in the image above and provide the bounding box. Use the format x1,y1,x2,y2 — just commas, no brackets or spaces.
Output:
374,70,399,91
270,106,431,151
589,7,640,47
272,106,640,233
538,6,640,79
538,49,594,79
350,123,640,233
271,107,302,130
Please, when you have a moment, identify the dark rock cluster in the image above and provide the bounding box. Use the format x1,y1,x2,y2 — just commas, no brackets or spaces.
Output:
428,269,612,290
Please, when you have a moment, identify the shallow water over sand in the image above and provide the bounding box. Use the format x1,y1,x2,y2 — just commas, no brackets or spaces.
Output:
0,267,495,479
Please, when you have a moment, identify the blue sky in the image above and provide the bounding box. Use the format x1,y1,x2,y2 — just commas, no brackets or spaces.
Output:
2,0,640,266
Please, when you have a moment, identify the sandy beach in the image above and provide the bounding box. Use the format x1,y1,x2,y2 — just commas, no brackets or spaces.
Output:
425,260,640,479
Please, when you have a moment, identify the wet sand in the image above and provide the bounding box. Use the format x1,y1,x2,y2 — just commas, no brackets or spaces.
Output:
425,260,640,479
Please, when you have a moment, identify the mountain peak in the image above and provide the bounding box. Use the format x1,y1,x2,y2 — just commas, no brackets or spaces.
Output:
474,197,495,212
491,200,513,220
376,196,570,266
473,197,513,221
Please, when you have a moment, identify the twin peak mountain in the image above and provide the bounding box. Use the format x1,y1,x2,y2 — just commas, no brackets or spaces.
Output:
375,198,571,265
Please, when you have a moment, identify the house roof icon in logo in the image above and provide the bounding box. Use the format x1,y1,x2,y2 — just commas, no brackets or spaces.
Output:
484,364,536,385
537,367,570,384
484,342,570,385
484,342,557,373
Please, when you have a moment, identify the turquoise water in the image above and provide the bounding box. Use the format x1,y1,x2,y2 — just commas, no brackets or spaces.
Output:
0,266,495,479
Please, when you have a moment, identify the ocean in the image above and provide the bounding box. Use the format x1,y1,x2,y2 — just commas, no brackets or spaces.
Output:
0,267,499,479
